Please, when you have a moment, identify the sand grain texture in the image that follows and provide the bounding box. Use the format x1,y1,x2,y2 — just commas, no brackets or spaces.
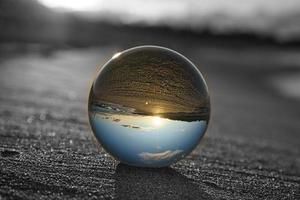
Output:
0,47,299,199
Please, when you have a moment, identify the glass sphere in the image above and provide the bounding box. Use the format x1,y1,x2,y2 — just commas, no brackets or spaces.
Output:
88,46,210,167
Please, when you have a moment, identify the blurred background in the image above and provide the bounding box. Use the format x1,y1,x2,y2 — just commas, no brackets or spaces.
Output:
2,0,300,47
0,0,300,199
1,0,300,145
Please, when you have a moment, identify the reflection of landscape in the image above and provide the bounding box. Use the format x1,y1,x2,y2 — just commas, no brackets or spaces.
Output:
89,105,207,167
88,46,210,167
91,46,210,122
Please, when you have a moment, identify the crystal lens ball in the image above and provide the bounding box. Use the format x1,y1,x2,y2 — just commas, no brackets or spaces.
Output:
88,46,210,167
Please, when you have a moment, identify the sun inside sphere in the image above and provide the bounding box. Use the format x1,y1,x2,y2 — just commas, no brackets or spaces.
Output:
88,46,210,167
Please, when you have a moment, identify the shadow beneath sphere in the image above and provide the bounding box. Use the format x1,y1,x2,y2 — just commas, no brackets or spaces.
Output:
114,163,212,200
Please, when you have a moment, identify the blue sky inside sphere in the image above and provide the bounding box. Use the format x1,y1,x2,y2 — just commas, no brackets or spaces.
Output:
90,112,207,167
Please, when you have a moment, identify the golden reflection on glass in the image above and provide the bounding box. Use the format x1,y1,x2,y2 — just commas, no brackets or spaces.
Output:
88,46,210,167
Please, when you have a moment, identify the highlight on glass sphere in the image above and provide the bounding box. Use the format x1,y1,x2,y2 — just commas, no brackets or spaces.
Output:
88,46,210,167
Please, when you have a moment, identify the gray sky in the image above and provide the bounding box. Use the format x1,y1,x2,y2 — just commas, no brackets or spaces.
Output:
38,0,300,40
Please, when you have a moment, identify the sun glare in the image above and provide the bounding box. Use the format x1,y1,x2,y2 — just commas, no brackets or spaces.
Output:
152,116,163,127
37,0,102,11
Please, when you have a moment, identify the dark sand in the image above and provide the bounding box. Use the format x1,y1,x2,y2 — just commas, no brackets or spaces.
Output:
0,46,299,199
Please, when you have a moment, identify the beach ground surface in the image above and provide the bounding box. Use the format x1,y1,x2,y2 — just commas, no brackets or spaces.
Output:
0,45,299,199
